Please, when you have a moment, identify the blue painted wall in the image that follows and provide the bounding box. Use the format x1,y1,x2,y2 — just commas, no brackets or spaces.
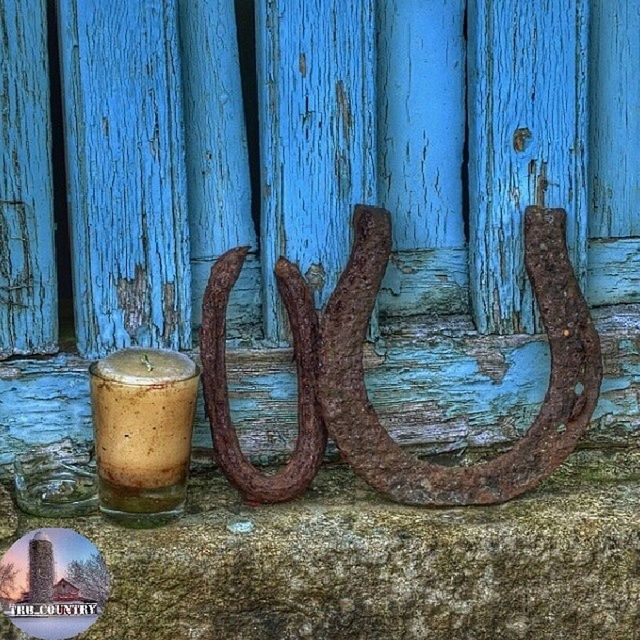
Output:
589,0,640,239
0,0,57,358
2,0,638,359
256,0,378,344
1,0,639,471
467,0,590,334
57,0,191,358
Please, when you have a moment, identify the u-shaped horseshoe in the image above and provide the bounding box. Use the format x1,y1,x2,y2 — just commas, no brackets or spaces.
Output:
200,247,327,503
318,205,602,505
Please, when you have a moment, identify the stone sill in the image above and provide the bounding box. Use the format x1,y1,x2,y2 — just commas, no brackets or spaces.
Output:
1,449,639,640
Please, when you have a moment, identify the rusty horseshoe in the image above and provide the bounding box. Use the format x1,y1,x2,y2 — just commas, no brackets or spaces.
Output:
200,247,327,503
318,205,603,506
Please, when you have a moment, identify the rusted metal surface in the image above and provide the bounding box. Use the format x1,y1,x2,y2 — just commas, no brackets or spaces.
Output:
318,205,603,505
200,247,327,504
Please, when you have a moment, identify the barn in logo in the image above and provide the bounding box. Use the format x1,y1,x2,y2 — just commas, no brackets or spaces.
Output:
1,528,110,640
9,531,99,617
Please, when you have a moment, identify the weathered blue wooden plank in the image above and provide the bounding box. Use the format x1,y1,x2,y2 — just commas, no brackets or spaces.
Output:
588,239,640,307
57,0,191,358
378,249,468,319
191,254,262,343
177,0,259,334
467,0,589,334
256,0,377,343
194,247,468,341
188,237,640,328
0,306,638,474
589,0,640,238
0,0,57,358
377,0,466,251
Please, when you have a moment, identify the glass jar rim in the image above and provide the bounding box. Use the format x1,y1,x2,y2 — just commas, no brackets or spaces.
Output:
89,360,201,386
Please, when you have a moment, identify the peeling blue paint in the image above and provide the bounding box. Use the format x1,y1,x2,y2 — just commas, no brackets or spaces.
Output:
58,0,191,358
0,308,639,472
589,0,640,238
256,0,377,343
0,0,57,357
588,240,640,306
467,0,589,334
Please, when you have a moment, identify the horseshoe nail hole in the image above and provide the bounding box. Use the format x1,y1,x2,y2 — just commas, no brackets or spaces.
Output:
556,423,566,433
574,382,584,396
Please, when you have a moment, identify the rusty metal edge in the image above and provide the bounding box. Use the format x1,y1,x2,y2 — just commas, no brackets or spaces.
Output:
200,247,327,504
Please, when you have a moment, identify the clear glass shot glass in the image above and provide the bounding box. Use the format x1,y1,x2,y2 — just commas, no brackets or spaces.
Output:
89,348,200,528
14,440,99,517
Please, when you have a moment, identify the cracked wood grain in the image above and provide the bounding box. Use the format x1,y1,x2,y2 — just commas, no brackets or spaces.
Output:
178,0,257,337
256,0,376,343
467,0,589,334
0,0,57,358
377,0,466,252
57,0,190,358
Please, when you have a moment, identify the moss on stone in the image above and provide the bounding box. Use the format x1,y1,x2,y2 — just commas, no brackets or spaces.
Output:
0,450,639,639
0,485,17,542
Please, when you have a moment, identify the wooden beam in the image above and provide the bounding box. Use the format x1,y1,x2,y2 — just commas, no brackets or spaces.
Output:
377,0,466,252
467,0,589,334
256,0,377,343
587,239,640,307
589,0,640,238
57,0,191,358
178,0,259,335
0,306,638,473
378,249,468,319
0,0,57,358
193,247,469,344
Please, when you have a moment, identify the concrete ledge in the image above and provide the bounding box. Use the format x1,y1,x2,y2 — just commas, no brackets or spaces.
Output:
1,450,640,639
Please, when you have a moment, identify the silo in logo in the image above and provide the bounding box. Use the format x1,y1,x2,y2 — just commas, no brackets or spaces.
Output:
29,532,54,604
0,528,110,639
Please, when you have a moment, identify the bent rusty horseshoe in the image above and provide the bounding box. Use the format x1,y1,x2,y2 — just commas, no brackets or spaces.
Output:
200,247,327,503
318,205,603,506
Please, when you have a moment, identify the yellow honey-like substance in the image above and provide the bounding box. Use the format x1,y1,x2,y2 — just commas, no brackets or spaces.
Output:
90,348,200,489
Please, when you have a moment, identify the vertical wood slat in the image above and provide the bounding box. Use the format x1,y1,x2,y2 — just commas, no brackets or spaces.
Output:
589,0,640,239
178,0,259,335
0,0,57,358
58,0,191,358
468,0,589,334
377,0,466,252
256,0,377,344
